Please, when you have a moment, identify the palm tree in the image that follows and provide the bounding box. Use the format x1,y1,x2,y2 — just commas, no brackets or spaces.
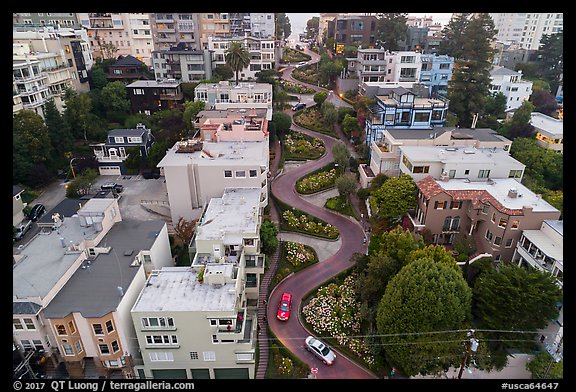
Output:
225,42,250,85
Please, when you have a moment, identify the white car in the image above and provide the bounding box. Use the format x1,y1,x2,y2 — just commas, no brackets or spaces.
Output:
298,61,307,67
304,336,336,365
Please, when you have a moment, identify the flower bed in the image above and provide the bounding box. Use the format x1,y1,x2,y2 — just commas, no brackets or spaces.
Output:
296,168,337,194
293,107,336,137
281,210,339,239
283,131,325,161
302,274,376,367
279,80,316,94
284,241,318,267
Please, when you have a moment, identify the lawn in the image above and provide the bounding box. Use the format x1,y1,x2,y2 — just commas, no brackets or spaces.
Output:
324,195,357,219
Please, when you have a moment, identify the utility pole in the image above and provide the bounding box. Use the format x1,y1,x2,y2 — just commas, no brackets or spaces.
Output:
458,330,479,379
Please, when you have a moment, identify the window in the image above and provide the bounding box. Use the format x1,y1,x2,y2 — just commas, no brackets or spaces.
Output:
508,170,522,179
21,340,34,350
434,201,448,210
106,320,114,333
149,352,174,362
465,169,470,175
13,319,24,330
141,317,173,328
498,218,508,228
99,344,110,355
68,321,76,334
114,136,124,143
24,318,36,330
510,220,519,230
209,319,217,326
127,137,142,143
482,204,489,214
244,238,255,246
494,236,502,246
111,340,120,353
414,112,429,122
412,166,430,174
75,341,83,354
56,325,67,335
485,230,493,241
92,324,104,335
203,351,216,361
146,335,178,345
62,344,74,356
451,201,462,209
249,169,257,177
224,170,232,177
133,88,145,95
212,335,218,343
33,340,44,351
235,170,246,178
491,213,496,223
505,238,514,248
190,351,199,360
478,169,491,178
449,170,456,178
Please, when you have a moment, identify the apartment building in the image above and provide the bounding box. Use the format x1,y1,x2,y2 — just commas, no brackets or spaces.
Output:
194,81,273,120
360,127,512,187
13,28,92,94
489,66,533,112
364,86,449,147
419,54,453,95
228,13,275,39
197,13,231,49
126,79,185,115
150,13,200,51
13,198,122,366
326,14,378,53
76,13,154,66
489,13,563,50
208,35,278,81
151,48,212,82
42,218,172,378
13,13,80,29
131,187,264,379
530,112,563,153
157,134,269,225
91,124,155,176
410,176,560,261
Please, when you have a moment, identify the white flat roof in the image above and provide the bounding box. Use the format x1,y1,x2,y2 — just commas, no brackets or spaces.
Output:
157,140,267,168
401,146,524,167
131,267,236,312
521,230,563,261
530,112,563,136
436,178,558,213
197,188,260,241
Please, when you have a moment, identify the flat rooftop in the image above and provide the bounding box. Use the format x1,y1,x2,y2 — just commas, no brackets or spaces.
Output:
195,81,272,92
131,267,236,312
197,187,261,241
521,229,563,262
157,140,268,168
43,220,166,319
127,80,181,88
385,127,510,143
530,112,563,136
400,146,524,166
436,178,558,213
13,216,100,300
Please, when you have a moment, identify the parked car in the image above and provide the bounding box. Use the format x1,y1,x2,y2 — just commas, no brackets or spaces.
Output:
298,61,307,67
14,220,32,241
304,336,336,365
142,169,161,179
292,103,306,111
101,183,124,193
27,204,46,222
276,292,292,321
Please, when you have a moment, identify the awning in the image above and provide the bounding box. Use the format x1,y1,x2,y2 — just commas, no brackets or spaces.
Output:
223,234,243,246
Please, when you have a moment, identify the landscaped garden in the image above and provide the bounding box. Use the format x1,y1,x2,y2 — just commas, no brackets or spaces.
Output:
293,107,337,137
273,194,339,240
283,47,312,64
278,80,316,95
283,130,325,161
272,241,319,287
291,65,330,89
266,328,310,378
324,194,357,219
295,163,337,194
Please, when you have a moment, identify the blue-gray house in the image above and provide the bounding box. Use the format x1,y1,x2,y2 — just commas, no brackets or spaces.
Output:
91,124,155,175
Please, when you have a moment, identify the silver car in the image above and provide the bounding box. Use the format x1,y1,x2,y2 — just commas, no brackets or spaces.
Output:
304,336,336,365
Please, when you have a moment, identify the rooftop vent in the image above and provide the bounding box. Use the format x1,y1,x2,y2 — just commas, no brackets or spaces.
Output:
508,188,518,198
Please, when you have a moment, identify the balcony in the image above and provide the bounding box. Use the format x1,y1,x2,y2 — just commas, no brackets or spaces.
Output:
89,13,112,18
160,92,184,100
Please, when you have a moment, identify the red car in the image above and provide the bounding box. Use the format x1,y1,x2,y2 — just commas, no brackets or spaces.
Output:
276,293,292,321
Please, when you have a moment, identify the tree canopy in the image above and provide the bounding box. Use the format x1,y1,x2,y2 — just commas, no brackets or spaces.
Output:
225,42,250,85
371,174,417,223
376,13,408,51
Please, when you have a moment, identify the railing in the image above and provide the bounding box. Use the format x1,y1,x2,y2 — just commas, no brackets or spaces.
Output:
160,93,184,100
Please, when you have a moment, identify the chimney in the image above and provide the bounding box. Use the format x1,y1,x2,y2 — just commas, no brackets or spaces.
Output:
508,188,518,198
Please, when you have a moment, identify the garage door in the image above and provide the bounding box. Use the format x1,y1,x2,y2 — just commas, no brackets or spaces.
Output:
213,368,249,379
99,166,122,176
151,369,187,379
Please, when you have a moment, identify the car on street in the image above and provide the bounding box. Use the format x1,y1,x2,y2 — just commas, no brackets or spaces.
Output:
142,169,161,179
276,292,292,321
297,61,307,67
101,183,124,193
304,336,336,365
27,203,46,222
292,103,306,111
14,220,32,241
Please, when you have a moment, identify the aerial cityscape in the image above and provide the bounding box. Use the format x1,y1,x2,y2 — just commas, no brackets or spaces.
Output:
13,12,563,382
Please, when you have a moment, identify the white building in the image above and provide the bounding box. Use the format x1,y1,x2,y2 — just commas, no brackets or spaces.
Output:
76,13,154,66
347,49,422,85
530,112,563,153
194,81,273,120
398,145,525,183
157,139,269,225
489,66,533,112
208,35,277,81
489,13,563,50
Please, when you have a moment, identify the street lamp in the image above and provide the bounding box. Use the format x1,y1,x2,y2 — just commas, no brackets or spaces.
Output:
69,157,85,179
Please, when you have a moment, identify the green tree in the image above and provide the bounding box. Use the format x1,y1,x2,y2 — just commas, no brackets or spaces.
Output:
271,111,292,141
322,106,338,129
376,258,472,376
260,219,279,255
225,42,251,85
63,89,93,141
152,110,186,145
526,351,563,379
341,114,359,138
275,13,291,40
438,13,470,60
180,82,198,101
122,146,144,174
182,100,206,131
371,174,417,223
331,142,350,173
530,90,558,117
100,80,130,114
334,174,357,198
146,140,169,169
44,99,73,160
405,244,459,269
473,264,562,352
510,137,563,192
213,64,234,81
99,42,118,60
507,100,535,139
306,16,319,40
13,110,53,185
313,90,328,106
447,13,497,127
376,13,408,51
537,32,563,92
88,66,108,89
255,69,281,84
